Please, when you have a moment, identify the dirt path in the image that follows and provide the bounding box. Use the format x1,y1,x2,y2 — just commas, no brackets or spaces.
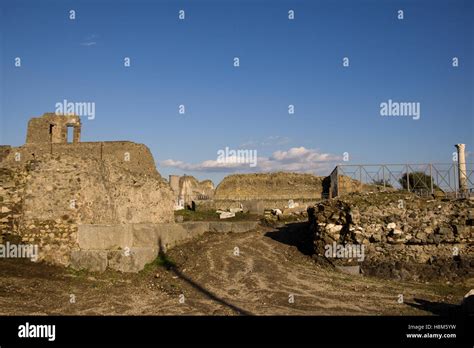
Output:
0,227,471,315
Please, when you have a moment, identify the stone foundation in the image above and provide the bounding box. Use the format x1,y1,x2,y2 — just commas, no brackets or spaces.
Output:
71,221,260,272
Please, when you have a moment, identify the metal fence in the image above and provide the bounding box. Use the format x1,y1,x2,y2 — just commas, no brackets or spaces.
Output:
329,163,474,198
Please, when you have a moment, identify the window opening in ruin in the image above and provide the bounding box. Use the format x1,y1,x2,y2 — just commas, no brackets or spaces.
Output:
67,126,74,143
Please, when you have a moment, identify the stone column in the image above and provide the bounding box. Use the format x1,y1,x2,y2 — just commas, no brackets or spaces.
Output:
455,144,468,196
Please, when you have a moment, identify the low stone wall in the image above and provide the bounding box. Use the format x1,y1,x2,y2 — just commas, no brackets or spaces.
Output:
71,221,259,272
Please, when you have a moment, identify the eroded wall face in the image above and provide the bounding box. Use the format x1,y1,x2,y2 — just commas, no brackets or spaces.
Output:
1,155,174,266
2,142,159,177
214,173,324,201
170,176,215,204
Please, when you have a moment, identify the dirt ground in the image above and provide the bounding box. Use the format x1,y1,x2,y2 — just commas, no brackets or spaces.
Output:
0,227,471,316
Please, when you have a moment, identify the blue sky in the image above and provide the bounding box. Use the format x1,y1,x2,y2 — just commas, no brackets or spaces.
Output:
1,0,473,184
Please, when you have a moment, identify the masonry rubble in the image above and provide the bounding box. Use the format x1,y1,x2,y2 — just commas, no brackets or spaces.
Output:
307,191,474,281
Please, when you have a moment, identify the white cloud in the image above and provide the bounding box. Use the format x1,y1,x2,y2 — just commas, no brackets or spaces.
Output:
160,147,341,175
80,34,98,46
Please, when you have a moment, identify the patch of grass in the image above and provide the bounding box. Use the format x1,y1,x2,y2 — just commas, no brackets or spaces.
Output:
156,253,176,269
415,282,469,298
174,209,218,221
66,267,90,278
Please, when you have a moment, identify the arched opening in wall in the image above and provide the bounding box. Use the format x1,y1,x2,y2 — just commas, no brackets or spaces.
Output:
67,125,74,143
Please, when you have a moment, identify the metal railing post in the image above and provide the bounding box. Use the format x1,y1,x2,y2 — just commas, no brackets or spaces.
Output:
406,164,410,192
429,164,433,194
382,166,385,188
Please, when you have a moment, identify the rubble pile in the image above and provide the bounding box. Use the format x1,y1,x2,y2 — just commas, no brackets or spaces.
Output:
307,191,474,281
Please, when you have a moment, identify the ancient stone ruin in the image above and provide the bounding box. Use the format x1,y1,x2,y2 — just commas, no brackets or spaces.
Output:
26,113,82,144
1,113,472,282
1,113,158,176
168,174,215,209
0,113,177,267
193,172,381,216
0,113,259,272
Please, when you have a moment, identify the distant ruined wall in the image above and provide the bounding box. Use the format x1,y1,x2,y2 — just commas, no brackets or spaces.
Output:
331,175,394,197
179,176,214,199
215,172,324,201
168,175,215,205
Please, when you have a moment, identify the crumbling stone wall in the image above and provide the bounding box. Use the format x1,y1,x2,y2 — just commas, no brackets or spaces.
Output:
0,154,174,266
26,113,81,144
308,191,474,281
0,165,75,265
330,174,394,198
0,167,25,237
20,155,174,225
168,175,215,207
2,113,159,177
0,146,11,162
179,176,214,200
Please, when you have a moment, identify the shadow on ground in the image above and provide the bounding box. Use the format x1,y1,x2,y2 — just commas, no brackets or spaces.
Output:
158,238,253,316
405,298,461,316
264,221,314,256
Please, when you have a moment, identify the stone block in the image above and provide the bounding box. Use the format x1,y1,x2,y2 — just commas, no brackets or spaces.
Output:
181,221,209,237
132,223,159,247
70,250,108,272
77,224,132,250
242,200,264,215
231,221,259,233
209,221,233,233
107,247,157,273
152,222,209,251
156,223,184,251
336,265,361,275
